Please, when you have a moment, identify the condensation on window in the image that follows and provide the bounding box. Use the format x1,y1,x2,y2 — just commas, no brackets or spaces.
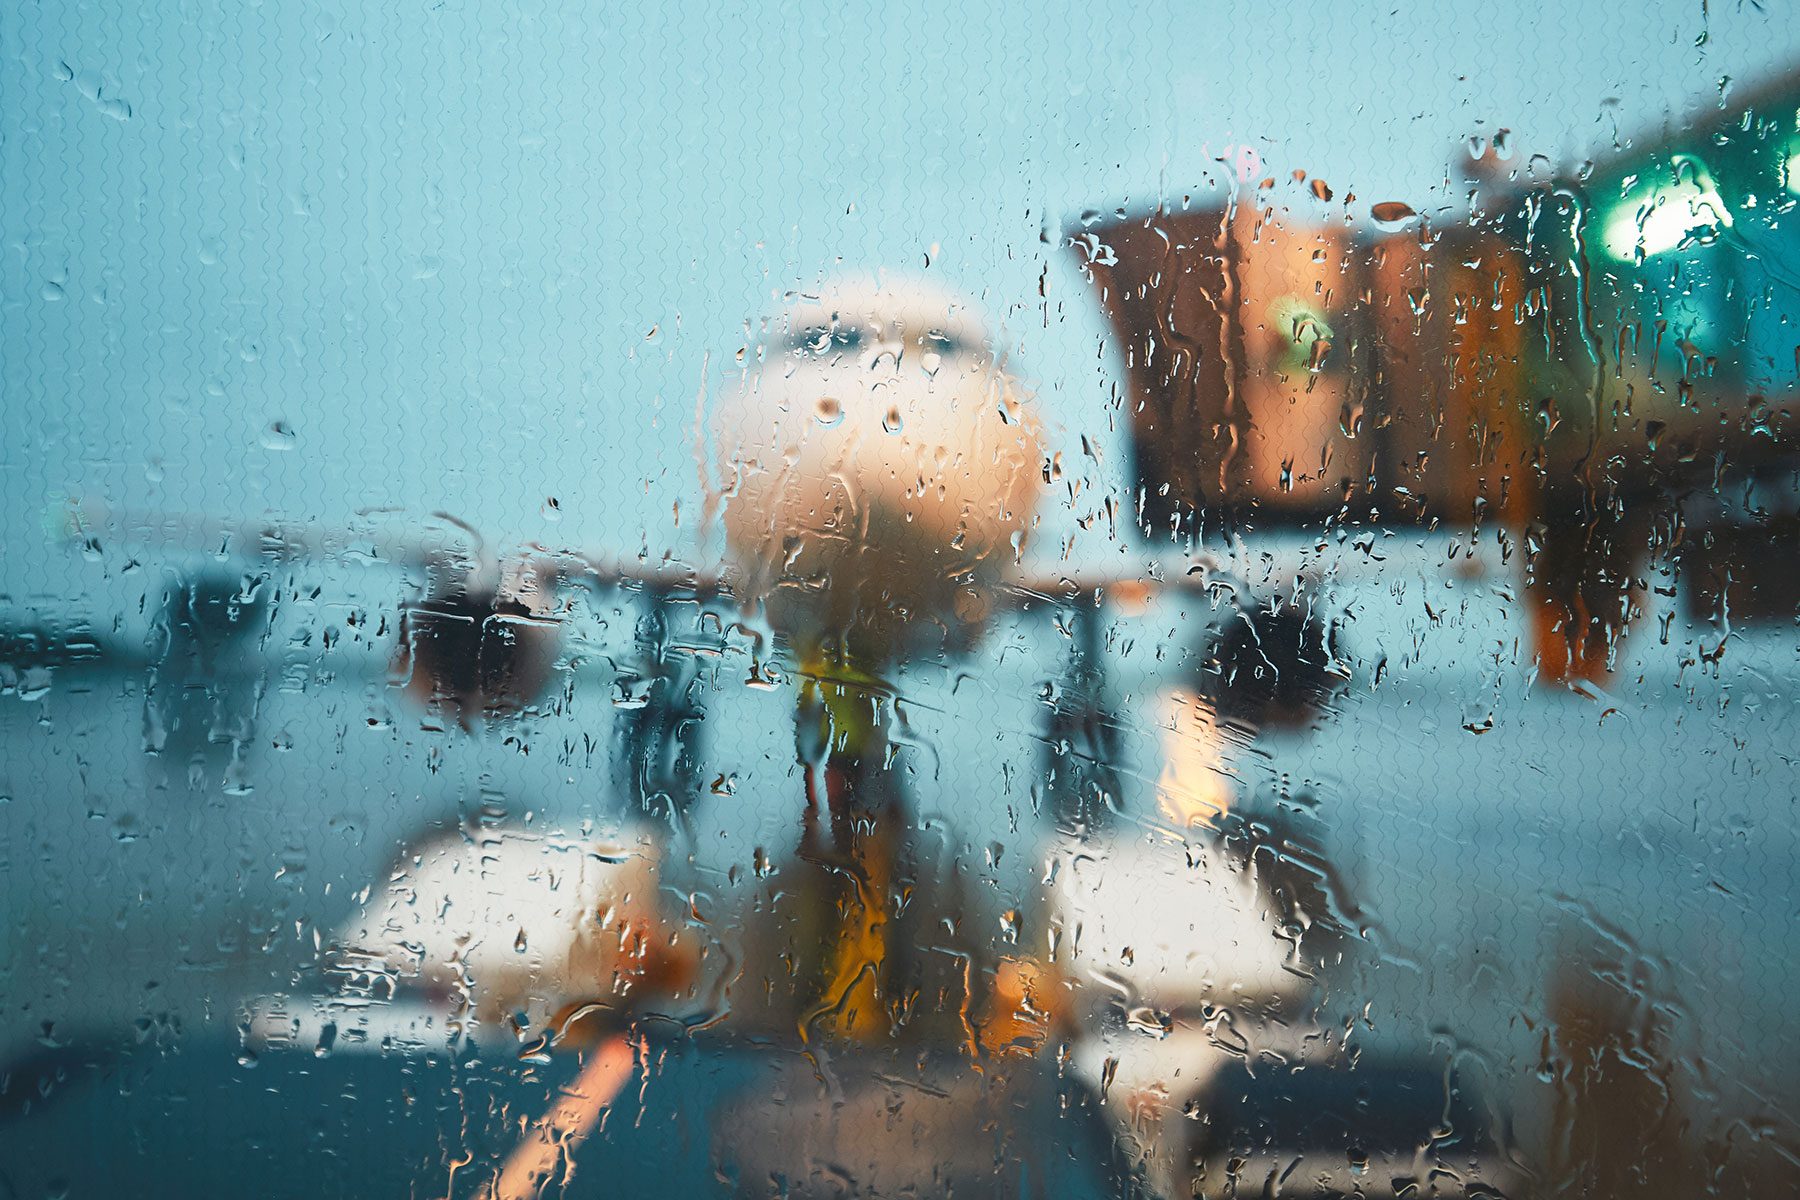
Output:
1,4,1796,1198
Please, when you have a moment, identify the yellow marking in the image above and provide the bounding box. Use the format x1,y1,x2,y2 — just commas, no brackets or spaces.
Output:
486,1035,635,1200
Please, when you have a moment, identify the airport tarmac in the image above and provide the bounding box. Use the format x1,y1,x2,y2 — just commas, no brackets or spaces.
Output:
1,533,1794,1194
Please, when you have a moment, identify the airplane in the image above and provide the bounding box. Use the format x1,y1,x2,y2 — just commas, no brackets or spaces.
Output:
0,274,1467,1194
2,228,1793,1198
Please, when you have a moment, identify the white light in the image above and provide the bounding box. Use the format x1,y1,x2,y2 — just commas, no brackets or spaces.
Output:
1602,162,1733,261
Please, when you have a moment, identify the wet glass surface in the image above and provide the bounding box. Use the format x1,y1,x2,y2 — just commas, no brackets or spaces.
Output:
2,4,1799,1197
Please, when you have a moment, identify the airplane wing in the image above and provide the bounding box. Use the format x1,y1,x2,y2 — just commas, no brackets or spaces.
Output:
53,495,731,600
53,495,1264,615
44,495,1360,700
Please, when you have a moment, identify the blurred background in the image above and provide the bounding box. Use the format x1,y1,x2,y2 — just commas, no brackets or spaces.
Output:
2,1,1798,1196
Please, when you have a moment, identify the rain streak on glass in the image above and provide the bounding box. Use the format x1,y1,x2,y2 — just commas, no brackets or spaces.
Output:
0,3,1797,1198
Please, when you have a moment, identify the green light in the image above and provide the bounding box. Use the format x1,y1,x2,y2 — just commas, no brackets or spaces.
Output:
1267,295,1334,373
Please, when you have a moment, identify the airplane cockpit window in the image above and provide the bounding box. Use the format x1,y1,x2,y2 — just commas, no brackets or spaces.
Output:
783,324,980,365
787,324,867,356
2,4,1798,1198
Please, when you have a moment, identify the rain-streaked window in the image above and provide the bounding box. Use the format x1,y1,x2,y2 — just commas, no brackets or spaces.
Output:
2,4,1797,1197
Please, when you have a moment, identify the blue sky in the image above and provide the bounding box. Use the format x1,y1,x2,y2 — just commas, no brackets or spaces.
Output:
3,0,1797,595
